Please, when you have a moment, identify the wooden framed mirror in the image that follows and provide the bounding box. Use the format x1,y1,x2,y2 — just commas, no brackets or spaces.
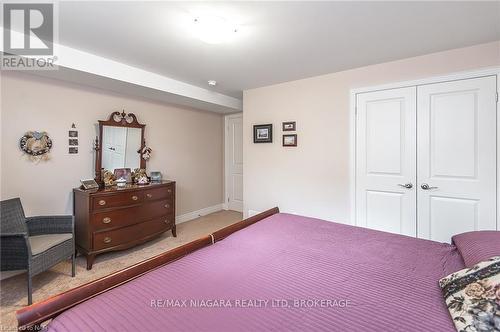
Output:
94,111,146,185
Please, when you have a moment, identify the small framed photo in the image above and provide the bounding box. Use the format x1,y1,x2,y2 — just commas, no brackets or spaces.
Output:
283,134,297,147
68,147,78,154
282,121,296,131
69,138,78,146
80,179,99,190
150,171,162,182
69,130,78,137
253,124,273,143
114,168,132,183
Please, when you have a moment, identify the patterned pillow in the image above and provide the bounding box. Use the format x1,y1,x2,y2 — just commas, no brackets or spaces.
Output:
439,256,500,332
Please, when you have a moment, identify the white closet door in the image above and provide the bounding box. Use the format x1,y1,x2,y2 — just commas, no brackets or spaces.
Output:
417,76,497,242
356,87,417,236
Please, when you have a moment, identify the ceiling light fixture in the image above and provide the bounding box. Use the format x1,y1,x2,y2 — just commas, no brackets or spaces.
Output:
208,80,217,86
193,15,238,44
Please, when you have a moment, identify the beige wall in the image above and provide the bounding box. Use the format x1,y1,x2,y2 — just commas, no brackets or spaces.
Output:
243,41,500,222
1,72,224,217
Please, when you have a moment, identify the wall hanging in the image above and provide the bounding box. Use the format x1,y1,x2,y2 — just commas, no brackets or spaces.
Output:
68,123,78,154
283,134,297,147
282,121,296,131
253,124,273,143
20,131,53,162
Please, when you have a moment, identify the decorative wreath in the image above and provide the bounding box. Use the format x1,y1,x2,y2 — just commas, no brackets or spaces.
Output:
20,131,53,162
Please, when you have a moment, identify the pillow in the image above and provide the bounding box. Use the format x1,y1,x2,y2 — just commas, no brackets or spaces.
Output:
439,256,500,332
452,231,500,268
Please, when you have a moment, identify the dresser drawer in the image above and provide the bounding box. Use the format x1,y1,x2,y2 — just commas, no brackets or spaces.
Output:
92,191,143,210
93,216,173,251
91,199,174,231
144,185,174,201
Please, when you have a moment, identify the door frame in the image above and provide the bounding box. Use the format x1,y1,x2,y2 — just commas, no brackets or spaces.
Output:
349,66,500,229
224,112,243,211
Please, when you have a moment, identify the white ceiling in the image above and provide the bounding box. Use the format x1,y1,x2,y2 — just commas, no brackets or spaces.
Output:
58,1,500,99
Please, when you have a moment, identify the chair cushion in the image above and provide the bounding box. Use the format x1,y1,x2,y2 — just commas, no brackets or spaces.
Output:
29,233,72,255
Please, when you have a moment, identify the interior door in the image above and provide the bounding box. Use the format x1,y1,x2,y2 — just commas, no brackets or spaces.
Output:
417,76,497,242
227,115,243,212
356,87,417,236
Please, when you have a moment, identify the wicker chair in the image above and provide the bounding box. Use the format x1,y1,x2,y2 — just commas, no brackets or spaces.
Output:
0,198,75,305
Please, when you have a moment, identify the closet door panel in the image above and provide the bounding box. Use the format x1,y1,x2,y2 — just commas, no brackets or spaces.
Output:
356,87,417,236
417,76,497,242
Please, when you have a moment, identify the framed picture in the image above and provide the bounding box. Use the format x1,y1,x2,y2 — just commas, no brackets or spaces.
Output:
282,121,296,131
69,130,78,137
253,124,273,143
150,171,162,182
68,147,78,154
68,138,78,146
283,134,297,147
80,179,99,190
114,168,132,183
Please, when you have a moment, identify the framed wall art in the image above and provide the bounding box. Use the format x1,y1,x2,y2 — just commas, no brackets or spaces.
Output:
282,121,296,131
283,134,297,147
68,123,79,154
253,124,273,143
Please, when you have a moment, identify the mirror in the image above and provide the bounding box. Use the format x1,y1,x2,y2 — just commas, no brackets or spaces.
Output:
102,126,142,171
95,111,146,185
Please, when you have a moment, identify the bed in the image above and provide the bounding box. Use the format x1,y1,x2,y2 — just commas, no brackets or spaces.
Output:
17,208,471,331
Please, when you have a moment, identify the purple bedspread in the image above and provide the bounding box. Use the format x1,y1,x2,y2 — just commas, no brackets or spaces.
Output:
47,213,465,331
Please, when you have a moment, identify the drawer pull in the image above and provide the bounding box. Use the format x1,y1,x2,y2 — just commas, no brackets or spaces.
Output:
146,193,153,198
103,237,112,244
164,204,170,209
98,200,106,206
167,189,172,193
131,195,138,201
164,219,170,224
102,217,111,224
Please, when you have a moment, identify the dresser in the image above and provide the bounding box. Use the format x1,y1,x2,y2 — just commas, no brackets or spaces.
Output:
74,181,176,270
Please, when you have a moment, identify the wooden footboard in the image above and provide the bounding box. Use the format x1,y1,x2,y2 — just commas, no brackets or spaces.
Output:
16,207,279,330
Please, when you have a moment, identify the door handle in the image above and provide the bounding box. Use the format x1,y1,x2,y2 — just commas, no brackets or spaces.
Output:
397,183,413,189
421,183,438,190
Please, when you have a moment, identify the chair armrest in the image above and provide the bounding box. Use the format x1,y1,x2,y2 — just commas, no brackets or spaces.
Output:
1,233,30,270
26,215,74,236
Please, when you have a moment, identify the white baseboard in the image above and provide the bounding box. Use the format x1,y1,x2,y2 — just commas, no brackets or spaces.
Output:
247,209,261,217
175,204,224,224
222,202,229,210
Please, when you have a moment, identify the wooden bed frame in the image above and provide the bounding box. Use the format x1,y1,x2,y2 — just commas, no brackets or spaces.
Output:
16,207,280,330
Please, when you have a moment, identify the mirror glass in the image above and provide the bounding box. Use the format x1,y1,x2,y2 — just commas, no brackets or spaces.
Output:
101,126,142,172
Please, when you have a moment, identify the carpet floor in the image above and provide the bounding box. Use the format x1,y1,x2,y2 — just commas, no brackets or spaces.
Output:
0,210,242,330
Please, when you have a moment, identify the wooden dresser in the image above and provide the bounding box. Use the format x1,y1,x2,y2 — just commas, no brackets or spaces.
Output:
73,181,176,270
